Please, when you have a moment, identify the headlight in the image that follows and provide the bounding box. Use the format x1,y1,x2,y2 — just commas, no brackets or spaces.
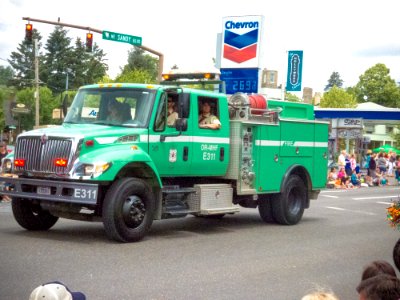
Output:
74,162,112,178
1,158,13,173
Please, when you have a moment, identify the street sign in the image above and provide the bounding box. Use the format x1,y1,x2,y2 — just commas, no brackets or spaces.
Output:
102,30,142,46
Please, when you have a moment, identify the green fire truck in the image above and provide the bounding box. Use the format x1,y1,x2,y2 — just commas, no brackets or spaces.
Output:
0,74,328,242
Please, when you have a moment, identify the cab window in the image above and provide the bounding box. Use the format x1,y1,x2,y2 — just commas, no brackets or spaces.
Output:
198,96,221,130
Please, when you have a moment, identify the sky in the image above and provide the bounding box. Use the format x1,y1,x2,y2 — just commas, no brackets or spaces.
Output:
1,0,400,94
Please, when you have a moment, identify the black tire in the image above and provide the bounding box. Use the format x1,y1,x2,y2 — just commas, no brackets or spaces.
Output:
258,195,275,223
393,238,400,272
271,175,306,225
11,197,59,231
102,178,155,243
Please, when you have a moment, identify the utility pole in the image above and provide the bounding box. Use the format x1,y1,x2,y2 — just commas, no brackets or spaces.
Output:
22,17,164,82
34,39,40,127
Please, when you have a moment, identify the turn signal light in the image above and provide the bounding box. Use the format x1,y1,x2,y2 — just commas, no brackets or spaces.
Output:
55,158,68,167
14,159,26,167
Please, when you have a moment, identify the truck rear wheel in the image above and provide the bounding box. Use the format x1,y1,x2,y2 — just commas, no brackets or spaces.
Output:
258,195,275,223
12,197,59,230
102,178,155,243
271,175,306,225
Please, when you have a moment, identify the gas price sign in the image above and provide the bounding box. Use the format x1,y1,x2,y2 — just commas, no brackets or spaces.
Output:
220,68,258,94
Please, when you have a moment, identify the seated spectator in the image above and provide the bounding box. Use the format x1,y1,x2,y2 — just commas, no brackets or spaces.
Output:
374,168,388,186
356,273,400,300
350,170,361,187
327,167,338,188
363,175,371,186
337,167,348,188
301,291,339,300
360,260,397,281
29,281,86,300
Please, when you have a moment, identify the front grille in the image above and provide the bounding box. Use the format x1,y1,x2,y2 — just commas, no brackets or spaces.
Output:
15,137,74,174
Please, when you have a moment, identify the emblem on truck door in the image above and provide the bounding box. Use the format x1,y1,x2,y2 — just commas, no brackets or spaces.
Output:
169,149,177,163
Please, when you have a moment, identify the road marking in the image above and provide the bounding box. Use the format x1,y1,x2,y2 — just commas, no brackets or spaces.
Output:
320,195,339,199
377,201,392,205
353,195,399,200
326,206,345,211
326,206,376,215
321,190,346,193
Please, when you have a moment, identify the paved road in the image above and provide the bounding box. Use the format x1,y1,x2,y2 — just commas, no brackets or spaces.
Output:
1,185,399,299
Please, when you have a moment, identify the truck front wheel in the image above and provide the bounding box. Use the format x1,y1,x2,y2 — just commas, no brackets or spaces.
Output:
102,178,155,243
271,175,306,225
12,197,59,230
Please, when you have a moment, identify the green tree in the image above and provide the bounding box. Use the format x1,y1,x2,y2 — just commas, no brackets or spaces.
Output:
84,44,108,84
69,38,107,88
8,29,44,89
354,63,400,107
115,69,154,83
324,71,343,91
118,47,158,83
320,86,357,108
15,87,57,130
285,92,301,102
0,66,14,86
41,26,74,93
392,126,400,147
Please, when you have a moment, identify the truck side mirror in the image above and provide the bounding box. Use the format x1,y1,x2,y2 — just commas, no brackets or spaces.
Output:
175,118,188,132
62,94,69,118
178,93,190,118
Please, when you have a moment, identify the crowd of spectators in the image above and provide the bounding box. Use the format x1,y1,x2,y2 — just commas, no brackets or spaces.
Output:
327,149,400,189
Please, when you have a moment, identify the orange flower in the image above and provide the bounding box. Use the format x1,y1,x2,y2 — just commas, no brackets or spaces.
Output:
387,198,400,229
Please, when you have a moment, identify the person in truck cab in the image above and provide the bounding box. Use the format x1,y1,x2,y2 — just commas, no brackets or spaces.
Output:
167,96,178,126
198,100,221,129
106,99,133,124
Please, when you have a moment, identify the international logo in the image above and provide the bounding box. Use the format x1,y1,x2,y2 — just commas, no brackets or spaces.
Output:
223,20,259,64
40,133,48,145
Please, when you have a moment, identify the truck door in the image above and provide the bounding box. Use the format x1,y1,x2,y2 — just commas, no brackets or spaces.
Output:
148,91,192,177
190,94,230,176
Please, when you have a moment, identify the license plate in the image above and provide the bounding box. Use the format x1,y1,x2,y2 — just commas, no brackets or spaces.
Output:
37,186,51,195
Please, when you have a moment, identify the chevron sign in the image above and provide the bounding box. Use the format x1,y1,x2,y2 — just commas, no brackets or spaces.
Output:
221,16,264,68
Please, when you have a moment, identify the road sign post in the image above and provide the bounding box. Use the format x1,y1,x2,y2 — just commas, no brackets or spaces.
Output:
102,30,142,46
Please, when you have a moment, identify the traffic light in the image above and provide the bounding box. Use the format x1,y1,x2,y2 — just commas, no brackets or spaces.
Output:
25,23,33,44
86,32,93,52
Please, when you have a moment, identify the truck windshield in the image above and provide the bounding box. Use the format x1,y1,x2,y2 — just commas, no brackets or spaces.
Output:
64,88,156,127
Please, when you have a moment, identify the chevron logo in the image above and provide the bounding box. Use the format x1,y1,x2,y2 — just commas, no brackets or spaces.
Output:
223,29,258,63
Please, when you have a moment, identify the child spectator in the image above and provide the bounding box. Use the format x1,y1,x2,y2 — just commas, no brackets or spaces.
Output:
337,167,348,188
350,153,357,173
350,170,360,187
